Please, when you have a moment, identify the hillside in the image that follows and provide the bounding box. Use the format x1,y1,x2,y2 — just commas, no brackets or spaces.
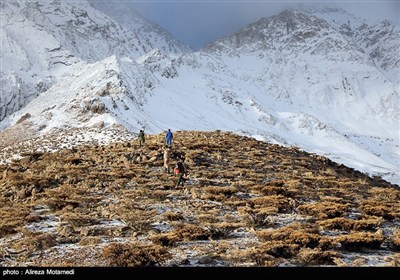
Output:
0,131,399,267
1,3,398,185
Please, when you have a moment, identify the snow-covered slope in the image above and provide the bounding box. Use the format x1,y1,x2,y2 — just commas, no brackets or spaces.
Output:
88,1,192,56
0,0,190,122
0,4,398,184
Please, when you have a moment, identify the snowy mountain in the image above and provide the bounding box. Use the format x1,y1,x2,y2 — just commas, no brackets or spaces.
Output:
0,0,190,122
0,3,398,184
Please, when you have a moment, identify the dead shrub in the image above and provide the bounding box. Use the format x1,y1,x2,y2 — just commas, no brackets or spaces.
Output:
143,190,169,200
15,232,57,251
251,195,292,213
46,198,80,211
204,186,237,197
317,217,382,231
174,224,211,241
200,193,226,202
384,253,400,266
390,230,400,251
360,202,397,221
298,201,348,219
24,214,43,223
233,246,277,266
122,213,157,232
103,242,170,266
318,236,339,250
259,186,287,196
0,221,20,237
163,211,183,222
368,187,400,201
297,248,340,265
259,241,300,259
79,237,102,246
336,231,384,251
151,223,211,246
150,232,178,247
206,222,244,239
80,226,114,237
196,213,220,223
257,224,321,248
242,208,277,228
61,213,99,227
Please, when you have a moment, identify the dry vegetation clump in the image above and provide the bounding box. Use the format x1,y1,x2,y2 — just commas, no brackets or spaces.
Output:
0,221,22,238
163,211,184,222
251,195,293,214
317,217,383,231
256,223,326,249
106,201,158,233
230,246,278,266
0,130,398,267
14,232,57,252
102,242,170,266
335,231,384,251
60,213,100,227
383,253,400,266
205,222,245,239
78,237,102,246
257,241,300,259
296,247,340,265
298,201,349,219
390,231,400,251
170,223,212,241
360,200,399,221
358,188,400,220
150,223,213,246
203,186,238,197
0,207,30,238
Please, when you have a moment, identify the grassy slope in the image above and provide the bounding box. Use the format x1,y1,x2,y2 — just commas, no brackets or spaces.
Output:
0,130,399,266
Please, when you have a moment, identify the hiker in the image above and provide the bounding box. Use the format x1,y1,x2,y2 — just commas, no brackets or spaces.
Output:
162,145,172,173
138,129,145,147
174,157,187,187
166,129,173,147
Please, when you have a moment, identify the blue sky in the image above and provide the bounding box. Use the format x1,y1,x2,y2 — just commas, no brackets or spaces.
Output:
96,1,400,49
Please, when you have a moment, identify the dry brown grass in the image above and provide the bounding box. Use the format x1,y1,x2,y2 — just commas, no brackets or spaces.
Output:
78,237,102,246
0,207,29,238
384,253,400,266
231,246,278,266
298,201,349,219
297,248,340,265
14,232,57,252
390,230,400,250
162,211,184,222
102,242,170,266
257,223,324,248
0,130,398,267
335,231,384,251
317,217,383,231
360,201,398,220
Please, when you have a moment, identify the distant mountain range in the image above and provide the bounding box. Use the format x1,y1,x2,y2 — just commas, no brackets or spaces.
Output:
0,0,398,184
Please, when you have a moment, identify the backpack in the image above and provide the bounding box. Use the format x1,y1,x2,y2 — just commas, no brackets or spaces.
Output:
175,162,184,174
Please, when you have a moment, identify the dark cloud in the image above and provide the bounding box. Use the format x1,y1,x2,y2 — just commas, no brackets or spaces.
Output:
99,1,399,50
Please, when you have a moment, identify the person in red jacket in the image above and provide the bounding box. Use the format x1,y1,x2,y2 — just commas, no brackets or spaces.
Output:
174,157,186,187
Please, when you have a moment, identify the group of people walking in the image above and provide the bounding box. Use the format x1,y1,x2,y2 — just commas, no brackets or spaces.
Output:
136,128,186,187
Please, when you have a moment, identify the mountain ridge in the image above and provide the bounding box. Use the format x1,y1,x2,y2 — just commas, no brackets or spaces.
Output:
0,2,399,184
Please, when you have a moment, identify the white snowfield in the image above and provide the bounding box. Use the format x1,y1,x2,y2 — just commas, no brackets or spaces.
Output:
0,1,399,185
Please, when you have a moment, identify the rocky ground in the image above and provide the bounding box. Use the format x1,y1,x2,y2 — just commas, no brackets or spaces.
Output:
0,130,399,267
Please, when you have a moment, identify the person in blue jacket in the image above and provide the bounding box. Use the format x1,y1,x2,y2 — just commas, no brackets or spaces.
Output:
166,129,173,147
